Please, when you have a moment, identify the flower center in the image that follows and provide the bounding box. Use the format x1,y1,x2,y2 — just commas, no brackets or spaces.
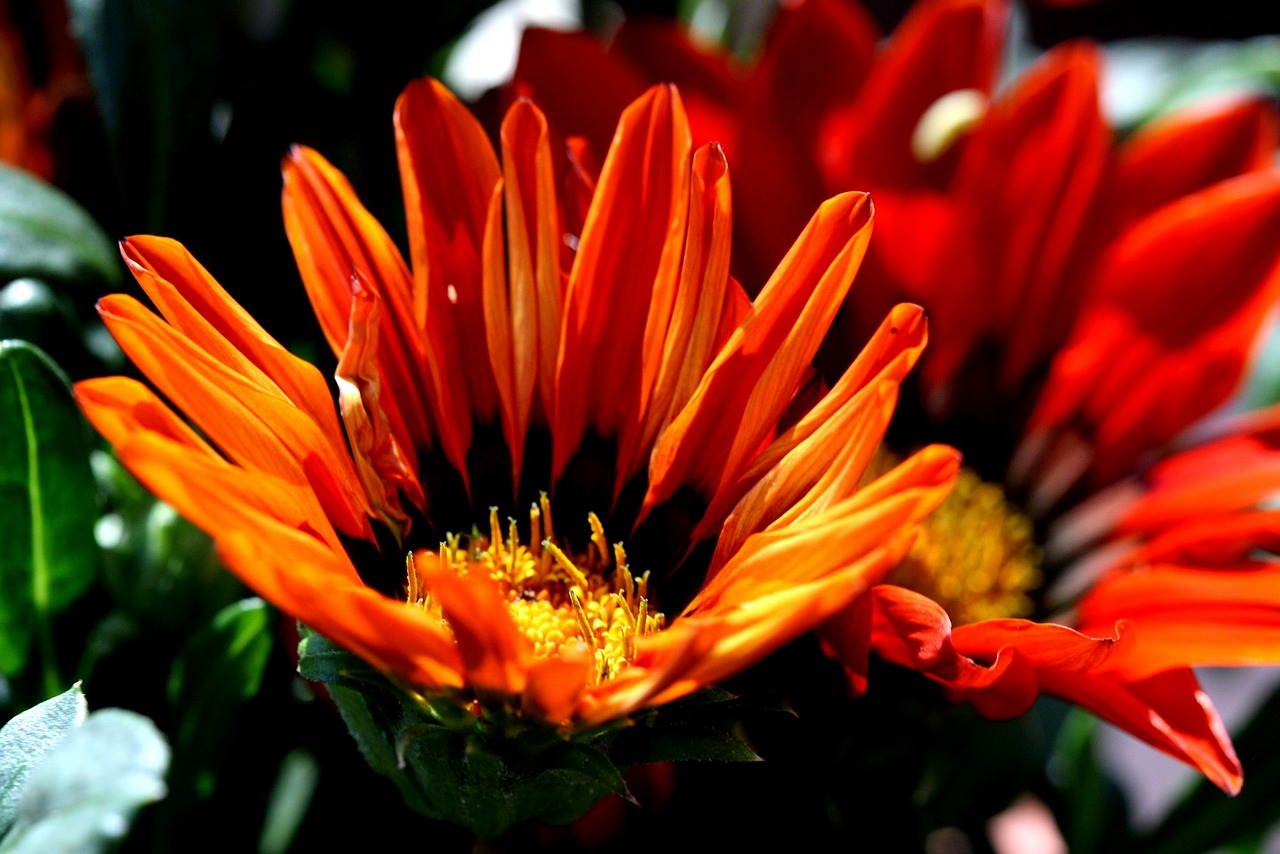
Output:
405,496,665,685
871,449,1042,625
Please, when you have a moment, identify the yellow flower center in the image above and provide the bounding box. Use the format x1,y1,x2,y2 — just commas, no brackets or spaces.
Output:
406,496,665,685
871,449,1042,625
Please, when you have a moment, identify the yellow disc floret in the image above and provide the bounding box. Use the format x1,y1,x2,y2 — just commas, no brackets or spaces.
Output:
869,448,1042,625
406,494,664,686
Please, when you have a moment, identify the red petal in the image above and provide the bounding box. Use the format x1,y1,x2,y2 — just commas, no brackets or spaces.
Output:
395,77,504,479
923,43,1110,398
824,0,1007,192
552,83,692,488
1108,98,1279,230
733,0,879,286
1030,171,1280,483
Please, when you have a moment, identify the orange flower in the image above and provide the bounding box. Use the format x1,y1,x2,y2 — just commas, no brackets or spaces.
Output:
74,79,955,730
508,0,1280,792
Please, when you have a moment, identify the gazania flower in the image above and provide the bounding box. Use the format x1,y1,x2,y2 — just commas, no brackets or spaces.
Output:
508,0,1280,793
74,78,955,743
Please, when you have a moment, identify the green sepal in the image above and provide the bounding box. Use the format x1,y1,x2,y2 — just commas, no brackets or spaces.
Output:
588,687,793,766
300,628,785,836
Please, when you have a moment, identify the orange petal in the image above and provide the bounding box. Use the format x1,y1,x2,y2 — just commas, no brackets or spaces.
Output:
654,537,919,712
689,444,958,613
418,556,531,698
98,294,372,539
106,429,346,567
120,235,352,459
619,142,733,490
498,99,565,448
395,77,503,467
335,279,427,538
644,191,873,523
575,621,720,728
552,83,692,489
218,531,464,691
75,376,218,459
280,147,432,453
523,642,592,724
707,304,928,555
509,27,651,167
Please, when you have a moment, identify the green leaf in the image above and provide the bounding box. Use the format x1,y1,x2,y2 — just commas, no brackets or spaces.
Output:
0,166,120,287
166,598,272,801
0,683,87,837
0,342,99,691
0,708,168,854
296,628,383,691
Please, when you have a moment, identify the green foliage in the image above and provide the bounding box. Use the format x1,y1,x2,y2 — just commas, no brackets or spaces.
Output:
0,167,121,289
166,598,273,802
0,684,168,854
1109,37,1280,133
0,342,99,693
297,629,774,837
0,684,87,837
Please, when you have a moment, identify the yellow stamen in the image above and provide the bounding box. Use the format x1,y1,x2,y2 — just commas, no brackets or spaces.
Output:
588,512,610,567
405,499,664,687
869,447,1042,625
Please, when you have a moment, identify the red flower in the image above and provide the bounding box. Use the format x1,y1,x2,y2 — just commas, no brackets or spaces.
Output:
509,0,1280,792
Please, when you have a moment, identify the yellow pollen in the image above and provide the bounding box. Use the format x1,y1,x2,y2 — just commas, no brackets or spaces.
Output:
869,448,1042,625
405,502,665,686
